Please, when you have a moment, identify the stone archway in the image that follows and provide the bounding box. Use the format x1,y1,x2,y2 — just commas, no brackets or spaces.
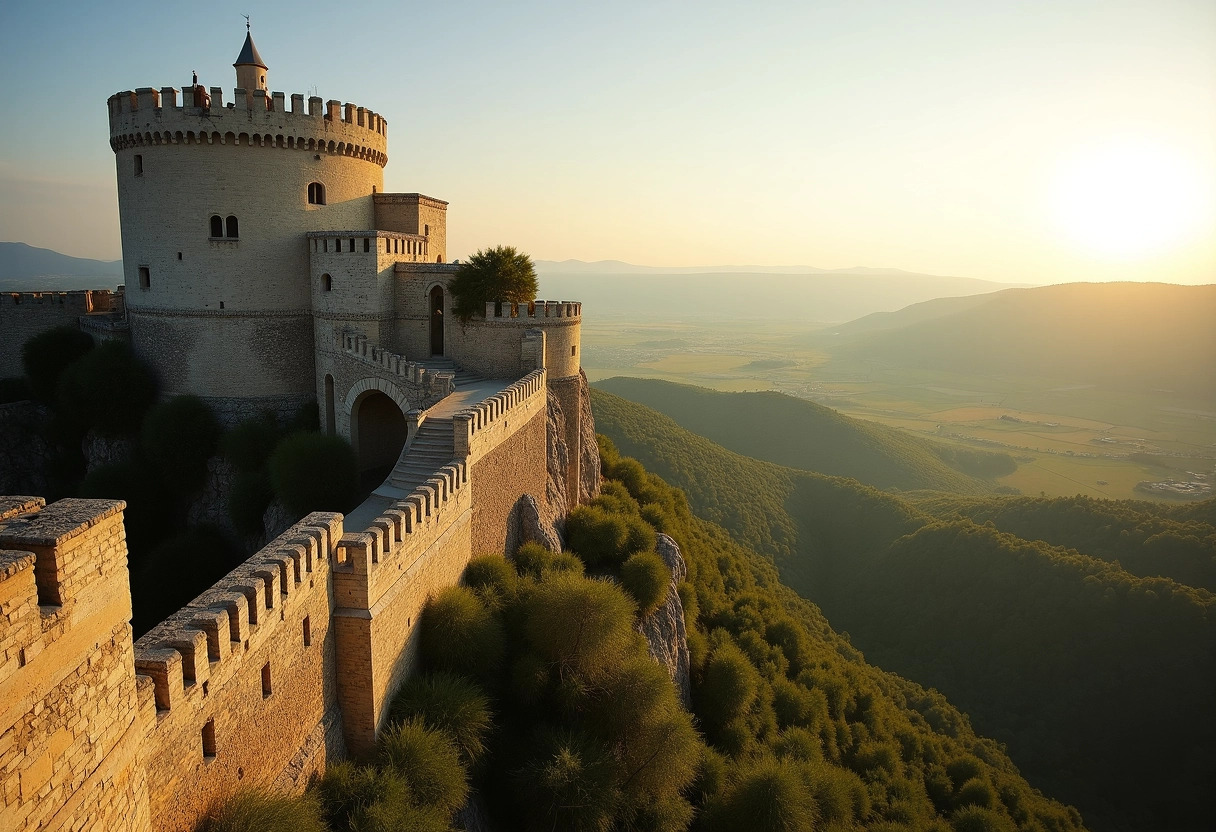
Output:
347,386,409,490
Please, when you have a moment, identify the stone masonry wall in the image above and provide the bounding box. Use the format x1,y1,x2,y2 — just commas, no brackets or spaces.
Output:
0,292,119,378
0,498,151,832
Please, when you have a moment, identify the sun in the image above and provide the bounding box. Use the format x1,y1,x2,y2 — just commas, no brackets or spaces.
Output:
1050,140,1209,259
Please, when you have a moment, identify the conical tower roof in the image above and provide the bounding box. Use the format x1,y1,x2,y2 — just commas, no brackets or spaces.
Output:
234,32,267,69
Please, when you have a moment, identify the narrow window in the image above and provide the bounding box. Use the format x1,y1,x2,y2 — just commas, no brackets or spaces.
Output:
572,345,577,356
363,237,370,252
202,719,216,758
303,615,313,646
334,238,340,252
210,215,223,237
219,301,225,309
177,252,182,260
261,663,272,698
307,182,325,205
226,215,239,238
134,154,143,176
138,266,150,289
348,238,354,253
424,224,429,236
322,273,331,292
323,239,328,253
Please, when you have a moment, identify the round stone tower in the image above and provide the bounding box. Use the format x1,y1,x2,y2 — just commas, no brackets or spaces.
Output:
107,32,389,420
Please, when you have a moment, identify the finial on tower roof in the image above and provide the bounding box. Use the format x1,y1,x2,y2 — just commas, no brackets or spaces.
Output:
234,19,266,70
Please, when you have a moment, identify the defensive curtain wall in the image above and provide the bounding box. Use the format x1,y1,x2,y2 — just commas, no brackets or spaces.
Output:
0,290,124,377
0,358,578,831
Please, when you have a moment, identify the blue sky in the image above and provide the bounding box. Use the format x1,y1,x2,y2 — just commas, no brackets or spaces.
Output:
1,0,1213,283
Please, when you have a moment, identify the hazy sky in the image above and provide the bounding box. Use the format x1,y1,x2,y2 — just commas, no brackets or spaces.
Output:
0,0,1213,284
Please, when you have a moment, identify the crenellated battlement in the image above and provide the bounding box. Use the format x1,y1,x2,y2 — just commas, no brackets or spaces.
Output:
338,333,455,396
132,512,341,715
333,461,470,608
107,86,388,167
4,289,120,312
483,299,582,321
453,368,548,460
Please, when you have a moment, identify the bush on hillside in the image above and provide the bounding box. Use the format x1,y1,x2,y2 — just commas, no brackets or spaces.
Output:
464,554,518,596
448,246,538,322
619,550,670,615
523,574,637,685
710,757,818,832
419,586,505,684
389,672,493,764
56,340,158,437
228,471,274,536
696,636,760,735
222,414,281,473
78,459,176,562
513,541,583,579
199,789,326,832
141,395,221,491
267,431,358,515
21,327,94,404
0,376,32,403
377,719,469,813
564,505,654,567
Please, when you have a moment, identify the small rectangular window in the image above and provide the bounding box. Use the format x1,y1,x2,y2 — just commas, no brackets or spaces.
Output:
138,266,150,289
363,237,370,252
202,719,216,758
348,238,355,253
134,154,143,176
303,616,312,647
572,345,577,357
261,662,272,698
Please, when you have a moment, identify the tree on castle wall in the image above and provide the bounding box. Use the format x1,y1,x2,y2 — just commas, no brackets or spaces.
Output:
449,246,539,322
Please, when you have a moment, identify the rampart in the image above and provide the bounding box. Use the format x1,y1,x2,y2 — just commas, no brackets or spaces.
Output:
0,358,567,830
446,298,583,380
0,290,124,377
108,87,388,168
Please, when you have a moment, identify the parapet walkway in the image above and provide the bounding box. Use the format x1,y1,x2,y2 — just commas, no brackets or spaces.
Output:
344,362,512,532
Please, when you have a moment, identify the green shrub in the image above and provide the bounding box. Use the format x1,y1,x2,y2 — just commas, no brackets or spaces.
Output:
56,341,157,437
622,514,657,557
377,719,469,813
771,678,816,729
517,728,622,832
514,541,556,579
78,459,175,563
696,637,760,731
291,399,320,432
619,550,670,616
713,757,818,832
21,327,94,403
524,574,636,685
389,672,492,764
448,245,538,321
946,755,985,789
640,502,670,532
564,505,627,566
141,395,221,491
0,376,32,403
222,415,281,473
267,431,358,515
318,761,413,830
949,805,1017,832
199,789,326,832
228,471,274,536
955,777,997,809
420,586,505,683
464,554,517,595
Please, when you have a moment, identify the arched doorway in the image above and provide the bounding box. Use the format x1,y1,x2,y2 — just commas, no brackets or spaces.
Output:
430,285,445,356
351,390,408,489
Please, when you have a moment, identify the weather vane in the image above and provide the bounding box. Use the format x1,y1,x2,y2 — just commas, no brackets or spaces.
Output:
242,13,250,31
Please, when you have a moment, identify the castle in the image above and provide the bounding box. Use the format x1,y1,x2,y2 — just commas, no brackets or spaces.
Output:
1,32,596,831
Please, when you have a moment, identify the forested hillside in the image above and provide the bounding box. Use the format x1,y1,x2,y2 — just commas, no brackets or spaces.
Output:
593,378,1014,493
591,387,1216,832
914,493,1216,591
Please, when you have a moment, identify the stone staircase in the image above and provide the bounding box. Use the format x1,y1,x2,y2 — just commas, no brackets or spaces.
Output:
377,416,456,499
416,358,481,387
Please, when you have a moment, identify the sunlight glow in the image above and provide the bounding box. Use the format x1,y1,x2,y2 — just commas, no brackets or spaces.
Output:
1050,140,1209,259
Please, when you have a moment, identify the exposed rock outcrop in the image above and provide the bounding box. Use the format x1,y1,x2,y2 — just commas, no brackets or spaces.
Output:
637,533,691,706
519,493,563,553
82,429,132,473
545,387,572,522
185,456,238,533
576,370,601,504
0,401,50,496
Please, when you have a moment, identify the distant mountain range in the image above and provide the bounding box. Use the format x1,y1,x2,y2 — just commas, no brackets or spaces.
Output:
804,281,1216,398
0,242,123,290
536,259,1026,323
